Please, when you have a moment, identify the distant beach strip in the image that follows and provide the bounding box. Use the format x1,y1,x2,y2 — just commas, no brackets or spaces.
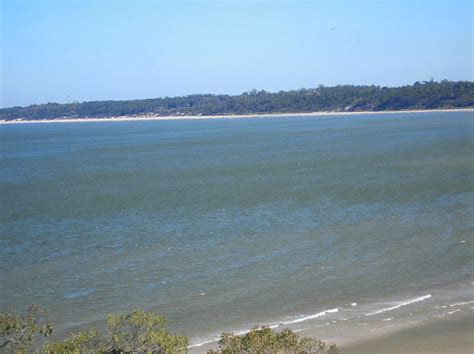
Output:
1,108,473,124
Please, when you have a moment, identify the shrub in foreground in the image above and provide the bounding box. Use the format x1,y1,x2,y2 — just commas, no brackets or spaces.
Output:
42,309,188,353
208,326,338,354
42,328,107,353
0,305,53,352
1,306,338,353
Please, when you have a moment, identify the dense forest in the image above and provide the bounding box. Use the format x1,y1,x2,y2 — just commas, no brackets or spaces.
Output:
1,80,473,121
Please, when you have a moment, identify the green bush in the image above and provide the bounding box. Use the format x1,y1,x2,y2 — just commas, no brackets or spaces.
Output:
106,309,188,353
1,306,338,353
42,309,188,353
0,305,53,352
208,326,338,354
42,328,107,353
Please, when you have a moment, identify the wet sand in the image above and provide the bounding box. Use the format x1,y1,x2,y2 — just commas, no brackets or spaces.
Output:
340,311,474,354
189,310,474,353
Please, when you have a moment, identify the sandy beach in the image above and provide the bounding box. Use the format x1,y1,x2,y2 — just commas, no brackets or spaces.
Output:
340,310,474,354
189,309,474,353
1,108,473,124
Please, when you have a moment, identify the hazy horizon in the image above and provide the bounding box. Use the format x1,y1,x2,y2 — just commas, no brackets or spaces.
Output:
1,0,472,109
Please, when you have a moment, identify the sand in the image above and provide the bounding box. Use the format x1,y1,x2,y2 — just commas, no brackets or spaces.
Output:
340,311,474,354
188,310,474,353
1,108,473,124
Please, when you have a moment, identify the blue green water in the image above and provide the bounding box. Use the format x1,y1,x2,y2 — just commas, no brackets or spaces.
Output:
1,112,473,347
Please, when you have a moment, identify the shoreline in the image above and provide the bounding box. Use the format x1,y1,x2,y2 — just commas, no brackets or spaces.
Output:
340,310,474,354
1,108,473,124
189,309,474,354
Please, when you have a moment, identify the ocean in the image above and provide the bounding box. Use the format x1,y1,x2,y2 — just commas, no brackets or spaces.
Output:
1,111,473,348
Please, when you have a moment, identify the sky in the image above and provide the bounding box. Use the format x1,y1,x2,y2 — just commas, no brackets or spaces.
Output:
1,0,472,108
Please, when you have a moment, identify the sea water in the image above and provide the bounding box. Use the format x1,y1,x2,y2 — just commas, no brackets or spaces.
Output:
1,112,473,346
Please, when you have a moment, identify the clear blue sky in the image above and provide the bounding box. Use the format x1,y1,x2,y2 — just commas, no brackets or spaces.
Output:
1,0,472,108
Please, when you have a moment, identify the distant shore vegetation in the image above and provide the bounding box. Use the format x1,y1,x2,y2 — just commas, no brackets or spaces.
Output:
1,80,473,121
0,306,338,353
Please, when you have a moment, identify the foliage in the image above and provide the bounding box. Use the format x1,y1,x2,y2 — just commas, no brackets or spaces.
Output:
0,305,53,352
1,80,473,120
208,326,338,354
42,328,107,353
0,307,336,353
106,309,188,353
41,309,188,353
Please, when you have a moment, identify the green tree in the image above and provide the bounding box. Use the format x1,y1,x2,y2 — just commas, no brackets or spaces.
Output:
208,326,338,354
1,81,472,120
0,305,53,352
107,309,188,353
42,328,107,353
42,309,188,353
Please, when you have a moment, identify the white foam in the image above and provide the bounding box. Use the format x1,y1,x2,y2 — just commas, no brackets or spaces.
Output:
293,326,312,333
188,337,219,348
366,294,431,316
188,323,279,348
449,300,474,307
188,308,337,348
446,309,461,315
233,324,280,337
351,302,357,307
381,317,394,321
282,308,339,325
63,287,95,299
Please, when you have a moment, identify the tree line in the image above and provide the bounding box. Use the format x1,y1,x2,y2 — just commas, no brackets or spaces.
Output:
1,80,473,121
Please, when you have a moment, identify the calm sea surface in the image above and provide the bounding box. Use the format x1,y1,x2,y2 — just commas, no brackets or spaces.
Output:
1,112,473,346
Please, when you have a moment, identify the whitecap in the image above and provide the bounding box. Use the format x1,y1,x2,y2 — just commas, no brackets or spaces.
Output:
64,287,96,299
293,326,312,333
233,323,280,337
188,337,219,348
282,308,339,325
448,300,474,307
365,294,431,316
446,309,461,315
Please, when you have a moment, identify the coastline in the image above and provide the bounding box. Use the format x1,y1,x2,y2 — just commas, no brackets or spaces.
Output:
189,309,474,354
340,310,474,354
1,108,473,124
